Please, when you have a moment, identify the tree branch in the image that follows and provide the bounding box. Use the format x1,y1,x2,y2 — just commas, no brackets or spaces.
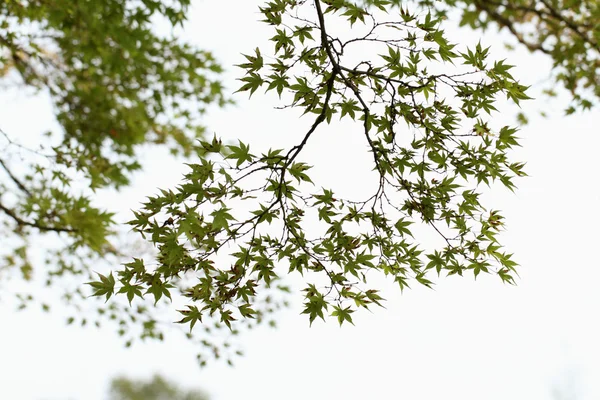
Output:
538,0,598,49
0,201,75,233
473,0,551,54
0,158,32,197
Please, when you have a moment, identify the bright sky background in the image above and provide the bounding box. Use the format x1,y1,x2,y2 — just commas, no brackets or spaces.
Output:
1,1,599,400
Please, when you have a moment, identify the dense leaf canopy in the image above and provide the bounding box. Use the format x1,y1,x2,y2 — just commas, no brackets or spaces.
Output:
1,0,597,365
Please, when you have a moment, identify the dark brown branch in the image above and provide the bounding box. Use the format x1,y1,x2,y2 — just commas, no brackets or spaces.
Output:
284,70,337,167
313,0,385,177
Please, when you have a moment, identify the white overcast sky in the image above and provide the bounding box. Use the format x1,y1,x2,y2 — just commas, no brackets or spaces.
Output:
1,1,599,400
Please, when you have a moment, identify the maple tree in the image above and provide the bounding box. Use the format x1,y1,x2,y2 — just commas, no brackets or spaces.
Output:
1,0,597,365
97,0,531,364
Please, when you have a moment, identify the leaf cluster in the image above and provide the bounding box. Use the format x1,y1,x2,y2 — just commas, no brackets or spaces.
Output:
101,1,528,353
424,0,600,112
0,0,228,353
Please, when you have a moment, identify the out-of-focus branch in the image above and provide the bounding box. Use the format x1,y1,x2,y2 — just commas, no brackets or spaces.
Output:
0,158,32,196
0,201,75,233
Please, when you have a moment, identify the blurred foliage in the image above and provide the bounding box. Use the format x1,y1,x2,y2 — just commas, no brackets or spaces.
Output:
450,0,599,113
108,375,209,400
0,0,228,358
400,0,599,113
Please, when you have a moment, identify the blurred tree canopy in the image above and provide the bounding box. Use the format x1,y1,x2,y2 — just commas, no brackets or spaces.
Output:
1,0,598,365
0,0,227,348
376,0,600,112
108,375,209,400
449,0,599,113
